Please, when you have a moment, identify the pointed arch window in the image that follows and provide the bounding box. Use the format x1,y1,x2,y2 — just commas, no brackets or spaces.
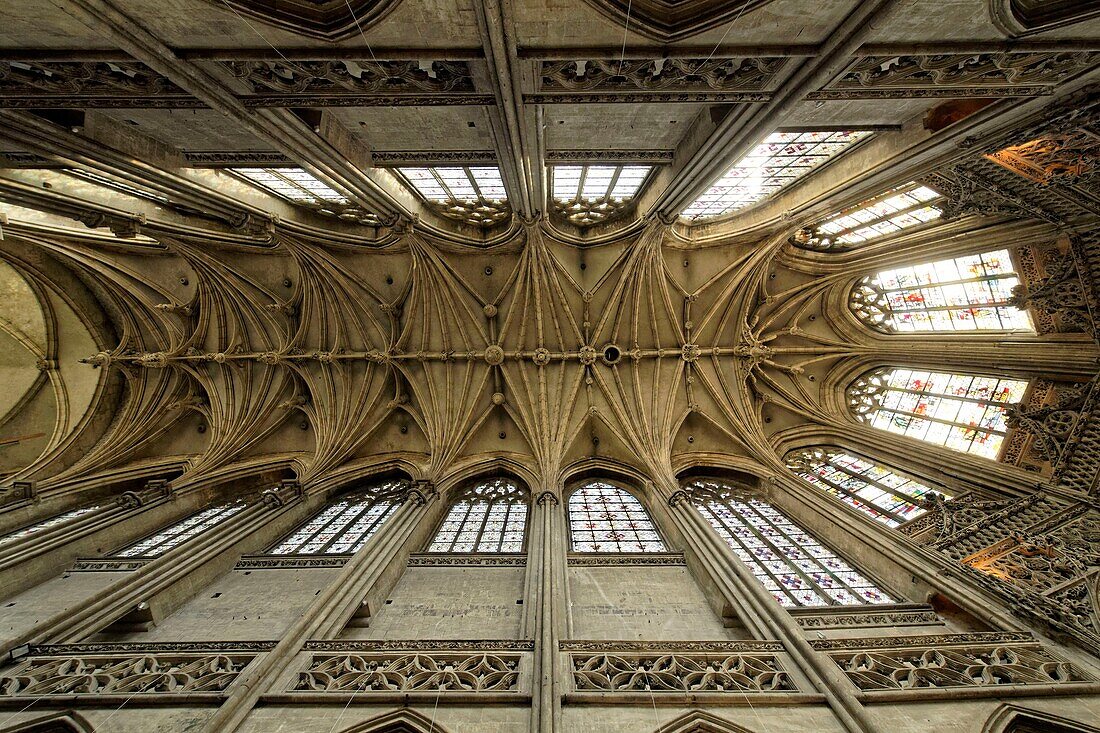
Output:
792,182,943,251
269,479,407,555
228,167,379,225
0,505,100,547
550,165,652,226
850,249,1033,332
785,448,950,527
567,481,666,552
397,166,511,227
849,367,1029,460
427,477,528,553
115,502,246,558
685,479,893,607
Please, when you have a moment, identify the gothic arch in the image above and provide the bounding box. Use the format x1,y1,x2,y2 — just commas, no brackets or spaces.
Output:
212,0,405,42
989,0,1100,37
336,708,452,733
653,708,758,732
0,711,94,732
982,703,1100,733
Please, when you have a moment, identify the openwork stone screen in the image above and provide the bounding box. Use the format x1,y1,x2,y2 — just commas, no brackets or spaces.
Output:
786,448,950,527
0,505,99,547
796,182,942,251
398,166,510,227
115,502,246,558
681,130,871,219
849,368,1029,460
229,167,378,224
427,477,528,553
567,481,666,552
850,249,1033,332
686,479,892,607
550,165,651,226
269,479,407,555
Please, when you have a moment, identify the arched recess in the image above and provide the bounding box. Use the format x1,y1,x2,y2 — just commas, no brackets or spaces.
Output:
982,703,1100,733
653,708,757,732
564,476,667,552
425,473,531,553
0,711,94,732
336,708,452,733
990,0,1100,37
212,0,405,41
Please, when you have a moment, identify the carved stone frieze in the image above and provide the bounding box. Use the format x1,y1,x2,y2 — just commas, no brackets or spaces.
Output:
183,151,293,167
235,554,351,570
567,553,685,565
560,640,784,652
0,652,253,697
70,558,149,572
546,149,674,163
809,631,1035,651
373,150,497,166
304,640,535,652
791,606,941,629
0,60,190,101
406,553,527,566
294,651,524,693
30,642,277,654
223,60,477,98
568,649,794,693
539,58,787,95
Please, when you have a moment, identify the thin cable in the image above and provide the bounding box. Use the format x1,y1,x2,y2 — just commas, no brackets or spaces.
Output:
426,672,444,733
616,0,633,74
692,2,754,73
97,685,143,726
344,0,387,75
326,678,362,733
217,0,311,74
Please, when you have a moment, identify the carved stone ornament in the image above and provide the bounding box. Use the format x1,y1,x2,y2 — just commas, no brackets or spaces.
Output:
578,345,598,365
569,649,795,693
539,57,787,94
223,59,476,98
532,347,551,365
294,651,523,693
483,345,505,366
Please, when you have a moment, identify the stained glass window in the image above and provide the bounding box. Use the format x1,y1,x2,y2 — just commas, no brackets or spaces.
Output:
795,183,943,251
550,165,652,226
849,368,1029,460
268,480,407,555
850,249,1034,332
228,167,379,225
397,166,511,227
786,448,950,528
427,477,528,553
681,130,872,220
115,502,246,558
0,505,100,547
567,481,666,552
686,479,893,607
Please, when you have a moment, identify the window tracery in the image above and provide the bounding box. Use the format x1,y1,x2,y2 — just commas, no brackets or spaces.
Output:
685,479,893,607
567,481,666,552
228,167,380,225
397,166,511,227
268,480,407,555
115,502,246,558
427,477,528,553
0,505,100,547
850,249,1034,333
550,165,652,226
681,130,871,220
785,448,950,528
791,182,943,252
849,368,1030,460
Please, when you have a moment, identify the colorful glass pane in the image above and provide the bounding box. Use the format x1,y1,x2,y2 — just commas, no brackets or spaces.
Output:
567,482,666,552
427,477,528,553
116,502,246,558
268,480,406,555
812,183,942,247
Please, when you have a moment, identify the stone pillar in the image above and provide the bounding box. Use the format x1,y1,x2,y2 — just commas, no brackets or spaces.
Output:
0,480,305,659
655,477,881,733
527,489,564,733
202,482,439,733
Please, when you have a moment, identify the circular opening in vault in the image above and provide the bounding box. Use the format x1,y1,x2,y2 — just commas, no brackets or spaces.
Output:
602,344,621,365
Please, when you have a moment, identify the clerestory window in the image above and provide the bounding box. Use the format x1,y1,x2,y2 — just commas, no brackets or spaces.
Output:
567,481,666,552
792,182,943,252
115,502,247,558
397,166,511,227
427,477,528,553
228,167,379,225
550,164,651,226
0,505,100,547
268,479,407,555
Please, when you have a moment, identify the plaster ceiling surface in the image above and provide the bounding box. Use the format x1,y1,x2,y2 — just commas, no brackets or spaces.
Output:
0,0,1096,494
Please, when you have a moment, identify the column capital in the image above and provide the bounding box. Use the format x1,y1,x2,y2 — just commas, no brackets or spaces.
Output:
404,479,438,506
535,490,559,506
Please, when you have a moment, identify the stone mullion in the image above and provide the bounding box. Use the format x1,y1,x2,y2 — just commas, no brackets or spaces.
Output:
0,483,305,658
201,487,436,733
860,339,1098,380
655,478,881,733
527,490,562,733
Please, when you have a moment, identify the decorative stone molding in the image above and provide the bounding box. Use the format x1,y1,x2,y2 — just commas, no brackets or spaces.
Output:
535,490,559,506
70,558,150,572
0,60,191,105
790,605,941,629
0,481,36,508
0,651,255,698
560,640,784,652
304,640,535,652
294,651,524,693
567,553,686,566
30,641,277,654
261,479,303,507
223,59,477,98
538,58,787,96
235,554,351,569
406,553,527,567
183,151,293,166
566,645,794,693
373,150,497,165
809,631,1034,651
546,149,674,163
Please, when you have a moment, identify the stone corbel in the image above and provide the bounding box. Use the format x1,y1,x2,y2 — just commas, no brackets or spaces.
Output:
404,480,437,506
667,489,691,507
535,490,559,507
262,479,303,508
0,481,37,508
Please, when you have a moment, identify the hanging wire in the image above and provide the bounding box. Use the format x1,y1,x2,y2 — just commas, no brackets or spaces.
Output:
691,2,756,73
217,0,312,75
343,0,388,76
616,0,634,74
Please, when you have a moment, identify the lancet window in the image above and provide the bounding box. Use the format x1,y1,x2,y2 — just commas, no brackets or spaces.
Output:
550,164,652,226
850,249,1033,332
268,479,407,555
427,477,528,553
792,182,942,252
397,166,511,227
229,167,379,225
785,448,950,528
849,368,1029,460
0,505,100,547
115,502,246,558
681,130,871,220
567,481,666,552
685,479,892,607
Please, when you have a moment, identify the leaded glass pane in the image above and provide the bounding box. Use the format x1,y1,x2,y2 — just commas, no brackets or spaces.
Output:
0,505,100,547
268,479,407,555
115,502,246,558
686,479,892,608
786,448,950,527
228,167,379,225
682,131,872,220
796,183,943,251
427,477,528,553
397,166,511,227
851,249,1034,333
550,164,652,226
567,481,666,552
849,368,1029,460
